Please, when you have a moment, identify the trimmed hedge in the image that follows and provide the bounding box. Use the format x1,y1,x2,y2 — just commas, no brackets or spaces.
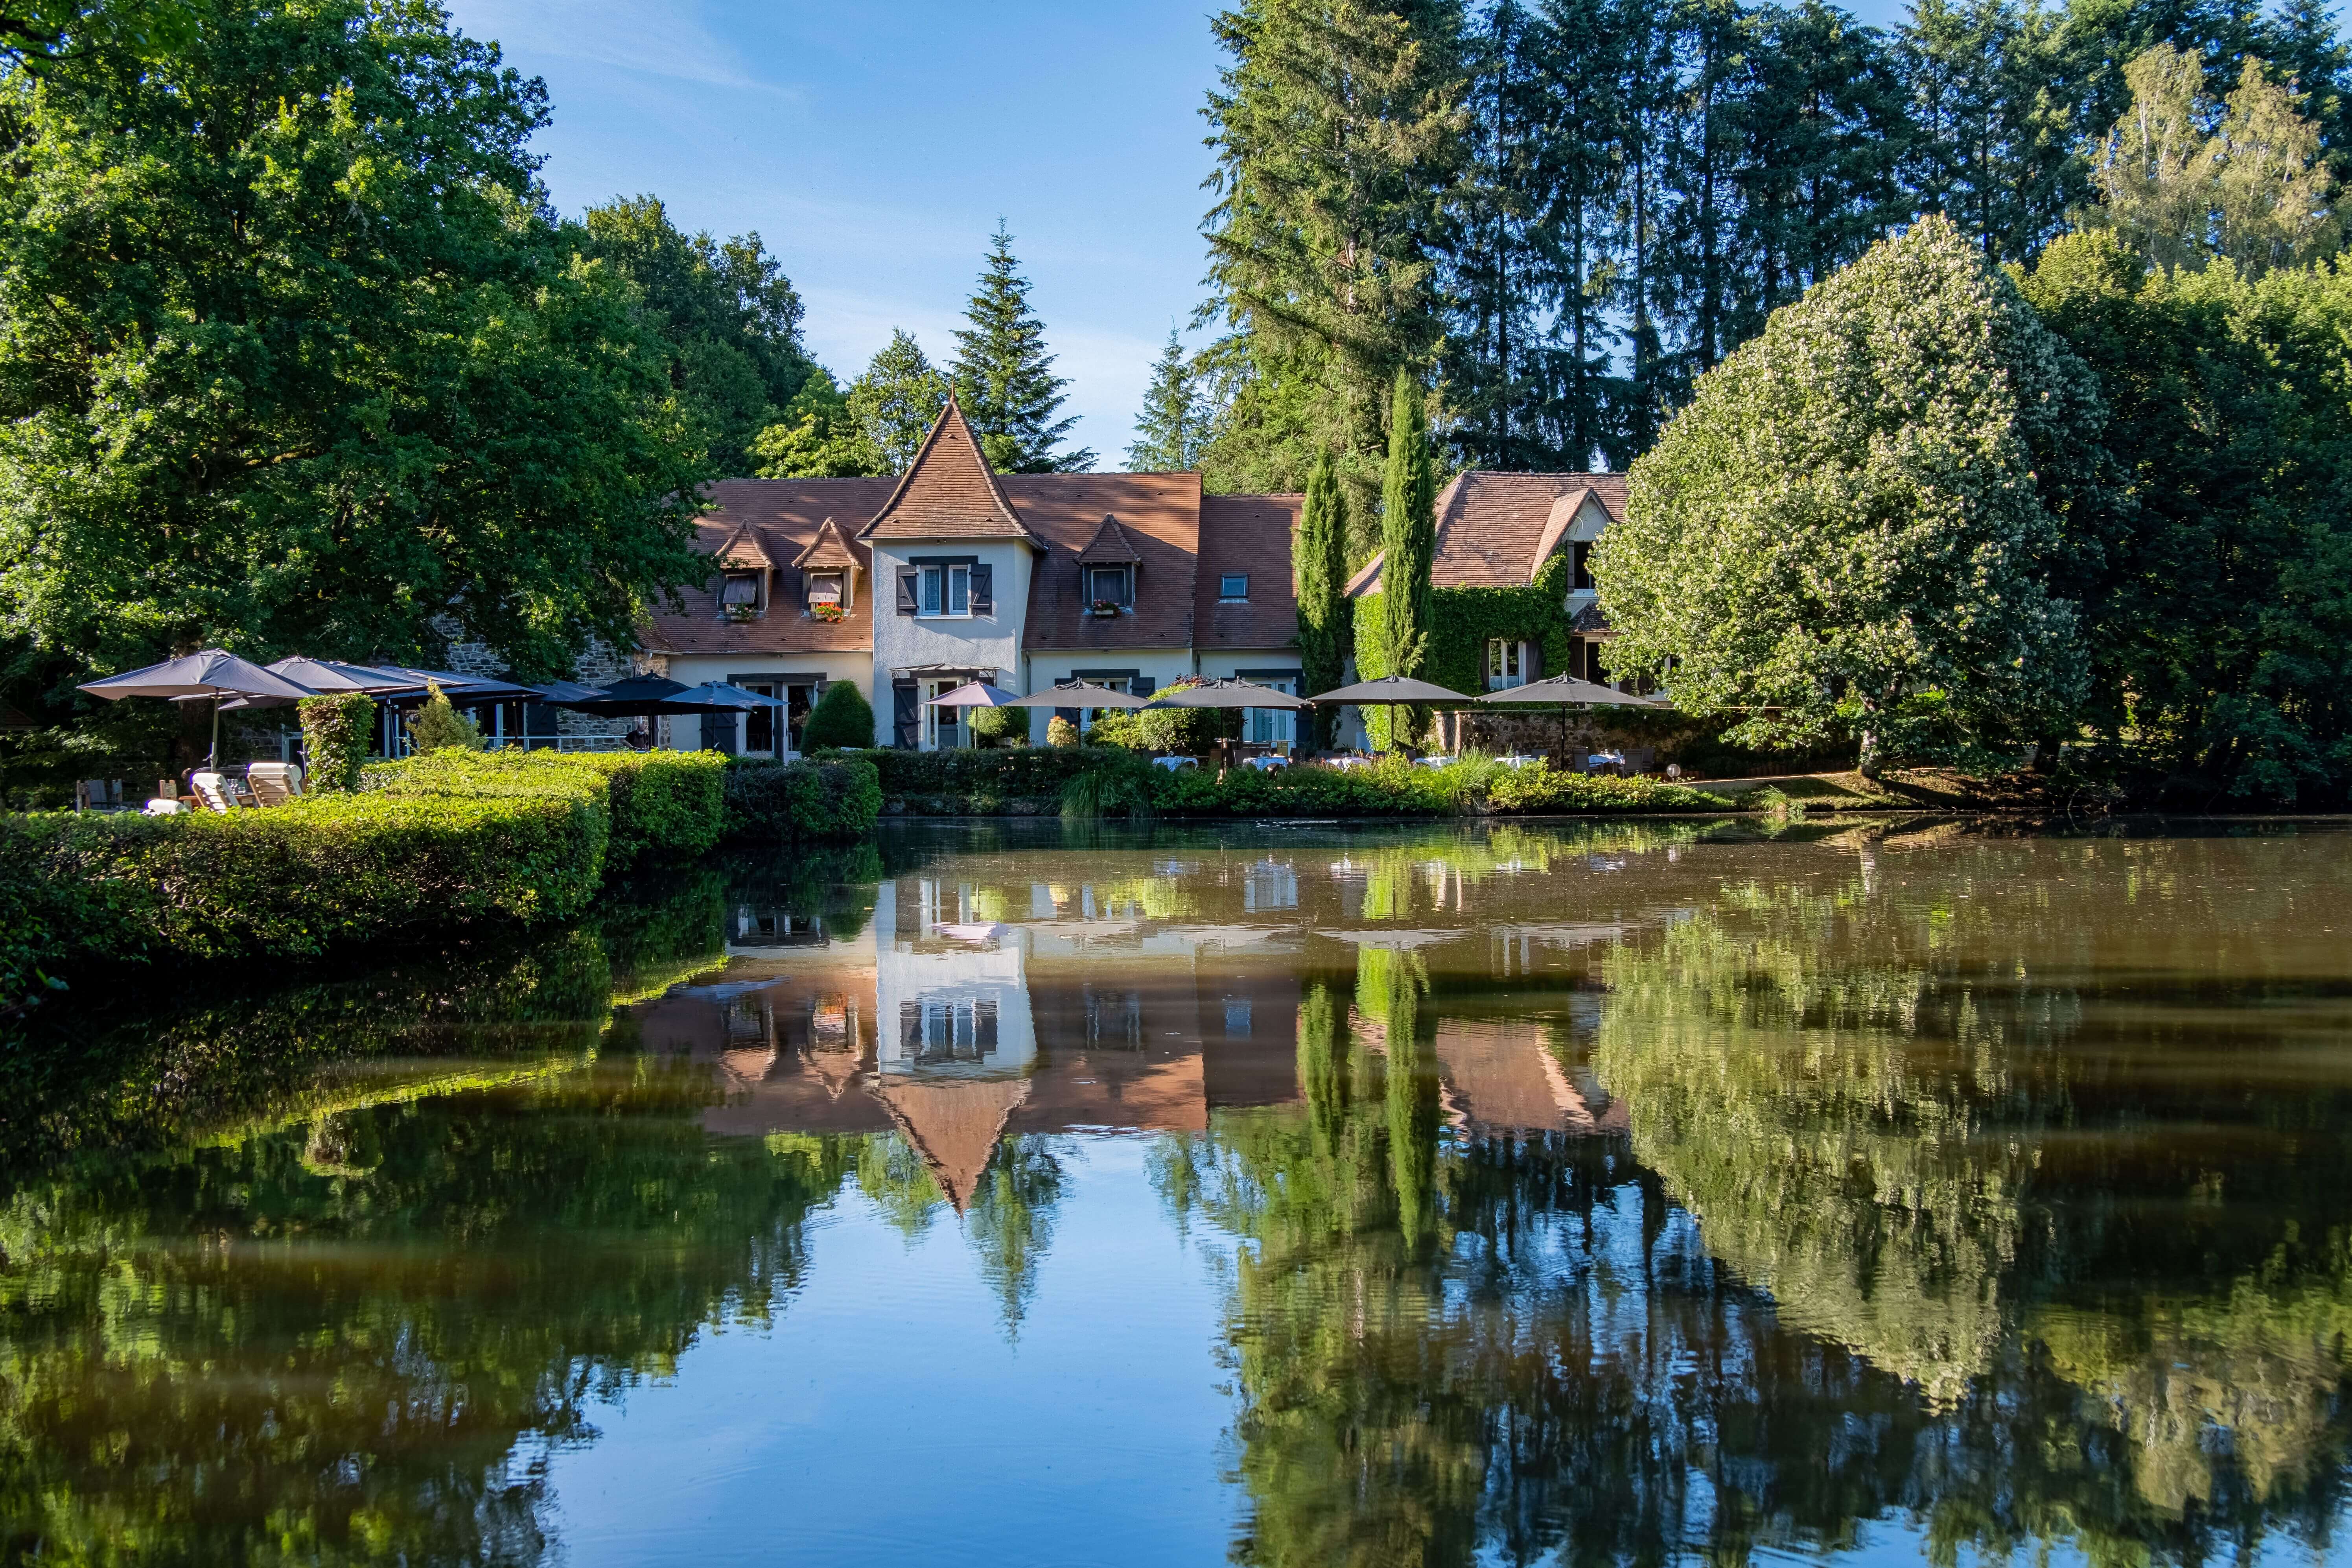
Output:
364,748,727,864
865,746,1124,798
722,755,883,841
1,787,608,1012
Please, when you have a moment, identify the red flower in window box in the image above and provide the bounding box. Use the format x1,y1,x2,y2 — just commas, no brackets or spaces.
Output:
1090,598,1121,617
809,602,847,623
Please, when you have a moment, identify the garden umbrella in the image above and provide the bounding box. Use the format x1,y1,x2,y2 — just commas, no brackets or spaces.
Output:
1476,672,1669,756
998,681,1151,711
79,650,319,768
530,679,611,704
923,680,1024,708
265,657,420,696
1140,677,1313,711
669,681,788,709
543,675,704,717
1306,673,1473,755
374,666,544,704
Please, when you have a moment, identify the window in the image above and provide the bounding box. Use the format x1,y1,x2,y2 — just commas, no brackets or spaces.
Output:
720,573,760,607
1571,541,1595,592
1219,573,1249,601
926,679,964,749
1087,566,1130,607
1487,639,1529,690
920,564,970,617
806,571,844,608
1241,674,1297,746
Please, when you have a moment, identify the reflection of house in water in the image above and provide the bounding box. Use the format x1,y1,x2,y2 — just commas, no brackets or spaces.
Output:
624,855,1637,1206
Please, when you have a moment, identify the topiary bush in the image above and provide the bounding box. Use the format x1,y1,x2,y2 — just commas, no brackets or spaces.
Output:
1046,715,1079,747
404,682,484,753
800,680,875,750
297,691,377,791
364,748,726,865
721,755,883,841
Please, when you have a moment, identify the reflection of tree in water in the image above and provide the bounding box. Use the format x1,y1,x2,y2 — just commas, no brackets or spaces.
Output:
967,1135,1066,1336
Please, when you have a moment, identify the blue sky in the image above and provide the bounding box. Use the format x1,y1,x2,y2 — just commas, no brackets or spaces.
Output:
441,0,1234,466
440,0,1914,466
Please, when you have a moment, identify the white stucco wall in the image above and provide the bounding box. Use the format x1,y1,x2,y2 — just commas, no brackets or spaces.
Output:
654,651,873,754
873,880,1038,1078
868,540,1035,747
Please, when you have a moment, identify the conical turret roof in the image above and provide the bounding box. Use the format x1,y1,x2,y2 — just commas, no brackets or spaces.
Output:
859,394,1042,546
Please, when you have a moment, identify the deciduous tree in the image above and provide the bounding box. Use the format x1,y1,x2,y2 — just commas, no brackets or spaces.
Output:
846,330,951,473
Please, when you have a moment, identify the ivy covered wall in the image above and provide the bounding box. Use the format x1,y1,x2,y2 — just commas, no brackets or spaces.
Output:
1351,553,1578,748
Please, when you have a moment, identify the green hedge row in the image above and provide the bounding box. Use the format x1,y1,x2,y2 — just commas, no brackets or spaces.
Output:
722,755,883,842
363,748,727,865
860,745,1122,798
1149,756,1729,817
1,785,608,1013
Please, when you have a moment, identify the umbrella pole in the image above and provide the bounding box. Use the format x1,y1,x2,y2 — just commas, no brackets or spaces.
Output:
209,694,221,770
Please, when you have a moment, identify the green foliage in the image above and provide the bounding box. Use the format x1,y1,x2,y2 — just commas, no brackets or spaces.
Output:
1046,715,1080,747
1057,751,1160,822
1602,215,2102,774
1136,680,1243,754
966,704,1023,746
366,748,727,865
2085,46,2339,279
1295,448,1350,746
1125,326,1212,471
0,786,609,1011
0,0,710,681
720,755,883,842
578,194,814,476
1479,761,1728,813
1146,754,1727,816
1378,369,1439,680
799,678,877,750
2018,229,2352,803
296,691,375,792
846,329,951,472
1083,710,1146,750
950,222,1092,473
404,683,485,754
751,369,887,478
870,745,1125,800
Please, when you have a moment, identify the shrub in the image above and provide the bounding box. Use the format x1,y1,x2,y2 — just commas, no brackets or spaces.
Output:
297,691,376,792
722,755,884,841
0,789,608,1013
1136,679,1240,754
405,682,484,752
1057,750,1159,821
1482,762,1729,813
1146,757,1731,818
1046,716,1079,747
801,680,875,750
1084,711,1146,750
967,705,1022,747
869,746,1121,799
365,749,726,865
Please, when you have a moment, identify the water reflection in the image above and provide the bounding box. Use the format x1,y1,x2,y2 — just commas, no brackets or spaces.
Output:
1,819,2349,1564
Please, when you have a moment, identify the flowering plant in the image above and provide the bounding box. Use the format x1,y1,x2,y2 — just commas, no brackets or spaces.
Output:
1090,598,1121,615
809,602,847,623
723,603,757,623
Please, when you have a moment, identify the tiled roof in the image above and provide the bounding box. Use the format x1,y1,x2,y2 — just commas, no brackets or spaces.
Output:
793,517,860,571
715,523,774,569
1431,471,1626,588
1076,515,1144,564
1013,472,1204,651
859,394,1042,545
1195,494,1302,652
643,478,892,658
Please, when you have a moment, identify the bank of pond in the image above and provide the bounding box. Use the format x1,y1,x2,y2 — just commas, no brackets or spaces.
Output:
0,747,1731,1014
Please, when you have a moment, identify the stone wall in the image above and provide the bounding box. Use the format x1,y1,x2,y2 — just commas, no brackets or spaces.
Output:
438,622,637,746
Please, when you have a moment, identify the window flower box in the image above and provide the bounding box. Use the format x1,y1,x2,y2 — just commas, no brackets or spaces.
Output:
809,602,847,623
1089,599,1122,617
723,604,757,623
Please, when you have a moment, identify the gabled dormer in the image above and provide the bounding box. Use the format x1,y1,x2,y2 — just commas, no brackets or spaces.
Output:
793,517,862,620
713,523,775,619
1076,514,1142,615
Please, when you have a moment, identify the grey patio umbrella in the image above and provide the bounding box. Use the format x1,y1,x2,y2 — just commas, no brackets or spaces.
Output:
924,680,1025,709
1140,677,1313,711
265,657,421,696
998,680,1151,711
670,681,789,709
530,679,611,704
1477,672,1669,756
545,675,702,718
79,650,319,768
1306,673,1473,755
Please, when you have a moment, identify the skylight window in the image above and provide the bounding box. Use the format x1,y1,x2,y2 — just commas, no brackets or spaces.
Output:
1219,574,1249,601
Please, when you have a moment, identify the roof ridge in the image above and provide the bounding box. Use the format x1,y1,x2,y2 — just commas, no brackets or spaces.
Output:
857,392,1042,546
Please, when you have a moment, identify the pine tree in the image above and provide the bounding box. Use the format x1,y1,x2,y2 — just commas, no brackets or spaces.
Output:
1378,369,1438,693
1896,0,2079,263
950,222,1094,473
1295,449,1352,745
1125,327,1210,470
847,330,951,473
1200,0,1467,538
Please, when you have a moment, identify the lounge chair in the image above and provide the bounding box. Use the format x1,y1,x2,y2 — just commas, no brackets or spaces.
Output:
246,762,305,806
190,770,242,813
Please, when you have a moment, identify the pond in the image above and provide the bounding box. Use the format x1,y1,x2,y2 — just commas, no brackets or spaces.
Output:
5,815,2352,1566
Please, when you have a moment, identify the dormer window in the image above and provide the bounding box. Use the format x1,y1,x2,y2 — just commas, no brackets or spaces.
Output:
721,573,761,617
806,569,849,616
1219,574,1249,601
1571,542,1595,592
1087,565,1131,610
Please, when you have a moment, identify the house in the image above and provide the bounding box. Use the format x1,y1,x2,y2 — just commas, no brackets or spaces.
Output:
642,396,1306,751
637,396,1634,753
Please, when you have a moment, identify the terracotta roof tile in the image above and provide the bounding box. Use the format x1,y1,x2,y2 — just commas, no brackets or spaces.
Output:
643,478,892,658
1195,494,1301,651
859,394,1041,545
1013,473,1203,651
715,523,775,569
1431,472,1625,588
793,517,860,571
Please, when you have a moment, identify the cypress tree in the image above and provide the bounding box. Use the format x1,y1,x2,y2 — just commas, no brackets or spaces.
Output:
1295,449,1352,745
1124,327,1209,471
1378,370,1438,747
950,222,1094,473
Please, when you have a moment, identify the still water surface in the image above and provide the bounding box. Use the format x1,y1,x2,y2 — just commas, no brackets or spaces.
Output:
5,816,2352,1566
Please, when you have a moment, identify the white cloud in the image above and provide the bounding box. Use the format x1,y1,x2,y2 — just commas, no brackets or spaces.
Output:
449,0,788,93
